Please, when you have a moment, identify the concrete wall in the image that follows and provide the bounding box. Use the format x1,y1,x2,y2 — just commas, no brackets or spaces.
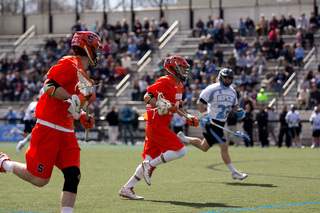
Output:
0,2,314,35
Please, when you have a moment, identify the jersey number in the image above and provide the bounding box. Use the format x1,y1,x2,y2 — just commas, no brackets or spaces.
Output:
217,105,231,119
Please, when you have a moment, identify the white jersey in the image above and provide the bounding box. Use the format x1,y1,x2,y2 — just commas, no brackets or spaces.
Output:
285,110,300,128
24,101,37,121
199,83,238,122
309,112,320,130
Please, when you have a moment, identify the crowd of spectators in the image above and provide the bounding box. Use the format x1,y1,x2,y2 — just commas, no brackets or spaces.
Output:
0,16,170,103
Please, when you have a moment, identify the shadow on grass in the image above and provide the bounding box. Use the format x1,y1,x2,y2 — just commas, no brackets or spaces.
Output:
223,182,278,187
147,200,240,209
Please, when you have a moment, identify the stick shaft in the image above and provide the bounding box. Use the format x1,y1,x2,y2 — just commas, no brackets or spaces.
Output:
177,110,193,122
85,106,89,142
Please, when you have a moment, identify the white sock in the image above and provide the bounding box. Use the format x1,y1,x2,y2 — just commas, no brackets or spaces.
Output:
150,155,164,167
124,164,143,188
227,163,236,173
151,147,187,167
61,207,73,213
2,160,15,173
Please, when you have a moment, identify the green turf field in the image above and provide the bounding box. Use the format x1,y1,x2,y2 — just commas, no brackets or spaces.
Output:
0,143,319,213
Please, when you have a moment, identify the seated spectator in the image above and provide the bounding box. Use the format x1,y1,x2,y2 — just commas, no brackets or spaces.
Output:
239,93,254,111
297,85,310,110
272,34,284,59
138,76,149,101
132,16,142,36
245,50,255,74
278,43,290,66
241,37,249,54
295,27,304,46
121,51,132,72
309,83,320,109
261,37,272,59
235,52,246,75
274,68,287,93
261,68,276,92
136,37,150,60
251,36,262,56
149,17,159,39
182,86,193,109
249,68,260,90
158,17,169,37
279,14,289,34
227,52,237,72
206,15,214,30
206,23,216,38
45,36,57,53
269,14,279,31
309,11,318,32
113,62,126,80
297,12,308,31
131,79,140,101
288,44,296,64
214,46,223,67
238,70,249,90
287,13,297,34
237,17,246,36
253,52,267,74
234,36,242,56
256,14,268,36
304,27,314,49
215,23,225,44
206,35,215,59
193,17,205,37
245,16,255,36
294,42,304,67
224,23,234,44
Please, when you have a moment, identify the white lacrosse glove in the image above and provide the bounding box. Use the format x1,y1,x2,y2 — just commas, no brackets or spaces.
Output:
65,94,82,116
156,99,178,115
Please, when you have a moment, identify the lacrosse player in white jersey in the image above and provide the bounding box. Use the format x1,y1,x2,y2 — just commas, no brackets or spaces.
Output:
178,68,248,180
309,106,320,148
285,104,302,148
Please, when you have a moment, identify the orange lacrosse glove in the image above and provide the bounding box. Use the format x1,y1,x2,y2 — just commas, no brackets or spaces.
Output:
186,115,199,127
79,112,94,130
78,92,96,109
168,106,178,114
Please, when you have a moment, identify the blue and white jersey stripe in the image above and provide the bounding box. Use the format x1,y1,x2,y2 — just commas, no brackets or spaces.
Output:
199,83,238,122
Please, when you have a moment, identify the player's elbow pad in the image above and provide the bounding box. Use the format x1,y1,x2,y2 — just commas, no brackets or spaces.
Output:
43,79,61,97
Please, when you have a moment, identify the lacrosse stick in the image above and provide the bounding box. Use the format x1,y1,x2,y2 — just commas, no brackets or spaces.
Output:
208,119,251,142
75,65,95,142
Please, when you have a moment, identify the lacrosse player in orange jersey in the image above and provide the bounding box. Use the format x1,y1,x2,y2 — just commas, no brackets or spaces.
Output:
0,31,101,213
119,56,199,200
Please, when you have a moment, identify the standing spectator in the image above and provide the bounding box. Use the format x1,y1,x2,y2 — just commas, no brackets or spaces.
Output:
171,113,185,134
131,79,140,101
119,103,135,145
256,103,269,147
310,106,320,149
138,76,149,101
274,68,287,93
278,105,291,148
206,15,214,29
309,83,320,109
131,107,140,137
136,38,150,60
71,20,82,34
149,17,159,39
224,23,234,43
267,106,278,146
242,103,254,147
3,106,17,124
106,105,119,144
285,104,301,148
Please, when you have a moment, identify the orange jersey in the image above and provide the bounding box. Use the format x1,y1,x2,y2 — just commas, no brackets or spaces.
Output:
35,56,84,130
143,75,184,127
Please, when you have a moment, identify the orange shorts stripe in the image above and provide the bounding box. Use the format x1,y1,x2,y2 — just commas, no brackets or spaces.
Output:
142,122,185,159
25,123,80,179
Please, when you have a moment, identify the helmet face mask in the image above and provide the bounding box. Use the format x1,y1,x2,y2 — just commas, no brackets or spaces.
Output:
71,31,102,69
164,56,190,82
219,68,234,89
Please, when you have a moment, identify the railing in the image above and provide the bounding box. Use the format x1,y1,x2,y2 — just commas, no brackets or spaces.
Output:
13,25,37,58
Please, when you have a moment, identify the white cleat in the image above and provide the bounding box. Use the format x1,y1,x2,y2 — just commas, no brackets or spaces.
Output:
231,170,248,180
177,131,189,144
9,127,18,135
0,152,11,173
119,187,144,200
16,140,26,154
142,160,156,186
